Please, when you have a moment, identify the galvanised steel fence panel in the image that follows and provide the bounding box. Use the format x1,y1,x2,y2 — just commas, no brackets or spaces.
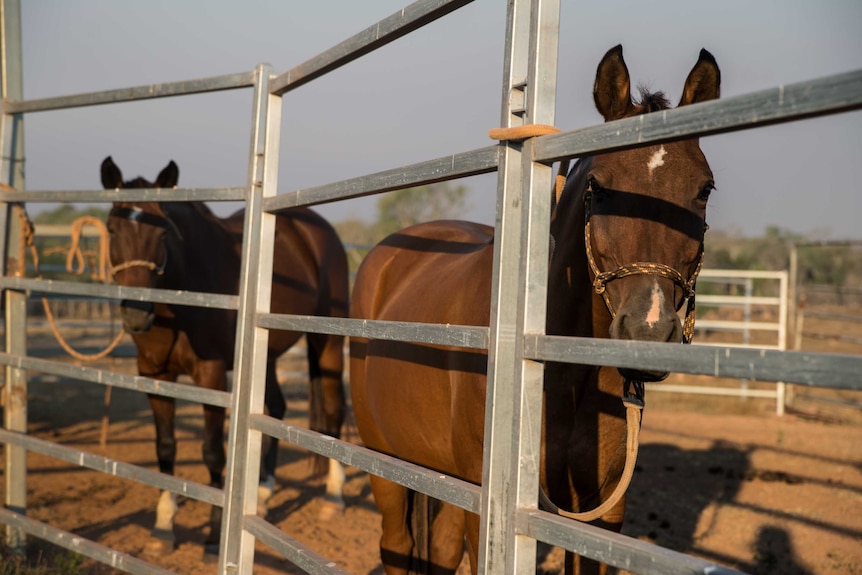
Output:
3,0,861,573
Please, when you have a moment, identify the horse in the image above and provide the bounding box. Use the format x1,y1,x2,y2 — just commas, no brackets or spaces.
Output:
101,156,350,556
349,44,720,575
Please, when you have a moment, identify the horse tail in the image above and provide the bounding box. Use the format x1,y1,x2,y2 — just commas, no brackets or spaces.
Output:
409,490,437,574
306,342,330,477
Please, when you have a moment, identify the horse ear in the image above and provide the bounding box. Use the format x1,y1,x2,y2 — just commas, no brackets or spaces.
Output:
679,49,720,106
156,160,179,188
593,45,634,121
101,156,123,189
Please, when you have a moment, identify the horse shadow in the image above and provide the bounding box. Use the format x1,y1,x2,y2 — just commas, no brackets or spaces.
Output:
623,441,814,575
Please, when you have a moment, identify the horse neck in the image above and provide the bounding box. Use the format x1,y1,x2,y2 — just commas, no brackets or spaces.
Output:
548,161,612,339
162,202,241,292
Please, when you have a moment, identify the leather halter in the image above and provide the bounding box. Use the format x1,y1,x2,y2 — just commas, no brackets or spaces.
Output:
583,187,706,344
108,206,179,278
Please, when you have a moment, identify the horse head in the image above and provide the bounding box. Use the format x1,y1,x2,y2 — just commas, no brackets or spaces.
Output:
559,45,720,382
102,156,180,334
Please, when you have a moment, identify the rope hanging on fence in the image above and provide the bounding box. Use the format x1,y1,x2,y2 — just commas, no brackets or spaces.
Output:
15,205,126,361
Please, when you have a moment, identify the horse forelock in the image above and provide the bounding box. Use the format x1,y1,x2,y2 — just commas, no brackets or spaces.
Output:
635,86,670,114
124,176,153,189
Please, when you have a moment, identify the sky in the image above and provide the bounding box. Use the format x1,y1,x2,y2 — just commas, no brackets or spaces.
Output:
12,0,862,240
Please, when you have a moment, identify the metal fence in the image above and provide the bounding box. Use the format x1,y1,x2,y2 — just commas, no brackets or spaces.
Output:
3,1,862,574
647,269,789,415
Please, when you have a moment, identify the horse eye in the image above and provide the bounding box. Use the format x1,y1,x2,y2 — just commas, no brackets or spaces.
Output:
697,183,714,202
587,177,601,191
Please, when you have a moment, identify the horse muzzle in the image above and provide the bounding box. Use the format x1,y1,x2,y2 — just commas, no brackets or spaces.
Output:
120,300,155,334
608,283,683,382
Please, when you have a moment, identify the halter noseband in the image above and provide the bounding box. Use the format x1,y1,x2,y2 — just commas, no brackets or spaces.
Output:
583,188,706,344
108,206,179,278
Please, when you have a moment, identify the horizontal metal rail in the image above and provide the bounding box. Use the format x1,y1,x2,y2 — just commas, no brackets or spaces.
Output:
3,71,256,114
0,429,223,507
0,186,248,203
695,319,781,332
691,342,782,351
264,146,498,212
269,0,474,95
519,510,746,575
696,295,782,306
804,310,862,323
525,334,862,390
646,383,779,399
0,352,232,408
699,270,787,280
0,509,173,575
259,313,489,349
252,414,481,514
244,516,353,575
534,69,862,163
0,276,238,310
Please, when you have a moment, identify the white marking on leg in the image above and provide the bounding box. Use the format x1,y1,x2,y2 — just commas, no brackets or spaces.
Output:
326,459,346,502
318,459,346,520
647,145,667,177
257,475,276,518
645,281,664,328
154,490,177,532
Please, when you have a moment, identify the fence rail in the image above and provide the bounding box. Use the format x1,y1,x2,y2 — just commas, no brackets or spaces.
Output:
3,1,862,574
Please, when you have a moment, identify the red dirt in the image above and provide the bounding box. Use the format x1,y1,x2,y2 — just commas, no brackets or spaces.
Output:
2,322,861,575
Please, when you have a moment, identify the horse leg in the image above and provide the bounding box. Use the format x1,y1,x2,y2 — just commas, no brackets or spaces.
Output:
306,332,347,520
369,475,413,575
428,500,467,575
144,392,178,556
193,360,227,557
257,357,286,518
464,510,481,575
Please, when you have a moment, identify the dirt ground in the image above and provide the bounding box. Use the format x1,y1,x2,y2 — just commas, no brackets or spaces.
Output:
1,311,861,575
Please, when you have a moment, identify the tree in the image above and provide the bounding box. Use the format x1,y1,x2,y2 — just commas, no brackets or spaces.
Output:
33,203,109,224
371,183,469,240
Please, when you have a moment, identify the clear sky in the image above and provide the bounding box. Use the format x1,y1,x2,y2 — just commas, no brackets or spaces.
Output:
15,0,862,239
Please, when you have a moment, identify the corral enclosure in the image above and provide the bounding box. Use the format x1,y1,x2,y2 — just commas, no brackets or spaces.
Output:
3,309,862,574
3,1,862,575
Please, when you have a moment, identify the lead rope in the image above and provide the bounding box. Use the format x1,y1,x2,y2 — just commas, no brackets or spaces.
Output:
538,381,644,522
14,204,126,361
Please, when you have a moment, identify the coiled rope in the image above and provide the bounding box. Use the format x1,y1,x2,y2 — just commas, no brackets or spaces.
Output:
14,203,125,361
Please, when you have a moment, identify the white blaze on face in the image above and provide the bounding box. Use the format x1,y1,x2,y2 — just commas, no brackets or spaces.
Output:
647,145,667,177
645,280,664,328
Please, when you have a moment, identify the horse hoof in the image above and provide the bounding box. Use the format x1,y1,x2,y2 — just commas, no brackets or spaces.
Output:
257,475,276,519
318,497,345,521
142,529,175,557
203,543,220,562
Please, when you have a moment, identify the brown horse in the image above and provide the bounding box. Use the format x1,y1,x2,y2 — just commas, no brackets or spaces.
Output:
101,157,349,556
350,45,719,575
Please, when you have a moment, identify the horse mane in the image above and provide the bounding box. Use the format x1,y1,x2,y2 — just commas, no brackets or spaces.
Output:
635,85,671,113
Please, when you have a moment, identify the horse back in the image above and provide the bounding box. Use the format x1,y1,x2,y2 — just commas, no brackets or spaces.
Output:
350,220,493,482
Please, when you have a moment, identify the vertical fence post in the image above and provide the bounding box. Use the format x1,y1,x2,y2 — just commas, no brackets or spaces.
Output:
1,0,28,553
480,0,559,572
219,62,280,573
